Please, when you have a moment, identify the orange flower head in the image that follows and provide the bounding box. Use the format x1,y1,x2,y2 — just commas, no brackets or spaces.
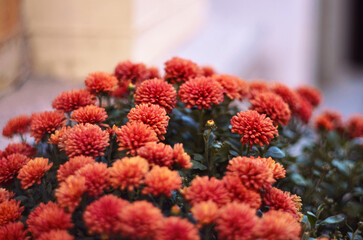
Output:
295,94,313,123
201,66,216,77
0,154,30,185
109,156,149,191
226,156,275,191
84,194,129,237
30,111,66,143
17,157,53,189
0,189,14,203
134,78,177,113
38,230,74,240
137,142,174,167
255,156,286,179
52,89,96,113
2,115,31,138
164,57,201,83
270,83,300,114
183,176,230,206
215,202,258,240
2,142,36,158
315,110,343,131
115,121,158,155
64,123,109,158
57,156,95,182
248,80,269,99
0,221,28,240
156,216,201,240
191,200,218,227
0,199,24,226
346,114,363,138
49,126,71,149
231,110,278,148
128,104,170,140
296,85,322,107
173,143,193,169
76,162,109,197
85,71,118,94
26,202,73,238
250,92,291,126
71,105,108,124
213,74,249,100
142,166,182,197
179,77,224,109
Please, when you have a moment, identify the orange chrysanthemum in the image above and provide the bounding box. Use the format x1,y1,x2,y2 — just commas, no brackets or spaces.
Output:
30,111,66,143
55,175,87,212
83,194,129,237
213,75,249,100
38,229,74,240
115,122,158,155
2,142,36,158
270,83,300,114
164,57,201,83
315,110,343,131
179,77,224,109
137,142,174,167
134,78,177,113
48,126,70,149
64,123,109,158
71,105,108,124
76,162,109,197
183,176,230,206
156,217,201,240
215,202,258,240
231,110,278,148
128,104,169,140
17,157,52,189
295,94,313,123
26,202,73,238
57,156,95,182
0,154,29,185
226,156,275,191
173,143,193,169
85,72,118,94
109,156,149,191
0,189,14,203
250,92,291,126
52,89,96,113
255,156,286,180
0,199,24,226
296,86,322,107
201,66,215,77
346,114,363,138
2,115,31,138
191,200,218,227
0,221,28,240
248,80,269,99
142,166,182,197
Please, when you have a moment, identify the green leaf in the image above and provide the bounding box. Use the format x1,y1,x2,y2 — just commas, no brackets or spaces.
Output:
193,154,204,161
319,215,344,225
306,211,317,227
229,150,239,157
265,146,285,159
191,160,207,170
291,173,307,186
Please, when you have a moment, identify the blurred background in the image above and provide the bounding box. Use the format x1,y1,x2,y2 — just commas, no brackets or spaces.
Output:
0,0,362,148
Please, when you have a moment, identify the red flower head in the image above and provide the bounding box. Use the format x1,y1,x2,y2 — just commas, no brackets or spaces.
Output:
346,114,363,138
26,202,73,238
71,105,107,125
215,202,258,240
0,199,24,226
134,78,177,113
52,89,96,113
201,66,216,77
191,200,218,227
115,122,158,155
85,72,118,95
231,110,278,148
137,142,174,167
296,85,322,107
109,156,149,191
2,115,31,138
248,80,269,99
38,230,74,240
30,111,66,143
295,94,313,123
114,61,159,85
142,166,182,197
226,156,275,191
17,157,53,189
128,104,170,140
173,143,193,169
0,221,28,240
156,217,201,240
0,154,29,185
213,75,249,100
164,57,201,83
315,110,343,131
183,176,230,206
179,77,224,109
2,142,36,158
0,189,14,203
57,156,95,182
255,156,286,180
64,123,109,158
270,83,300,114
250,92,291,126
76,162,109,197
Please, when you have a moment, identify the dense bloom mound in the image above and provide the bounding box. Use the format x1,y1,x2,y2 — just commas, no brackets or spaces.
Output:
109,156,149,191
134,78,177,113
115,121,158,155
296,86,322,107
0,221,27,240
137,142,174,167
0,189,14,203
270,83,300,113
226,156,275,190
250,92,291,126
2,142,36,158
0,154,29,184
57,156,95,182
183,176,230,206
255,156,286,179
173,143,193,169
85,72,118,94
255,210,301,240
143,166,182,197
295,94,313,123
117,201,163,240
156,217,201,240
26,202,73,238
38,229,74,240
17,157,53,189
201,66,215,77
0,199,24,226
215,202,258,240
30,111,66,143
213,74,249,100
179,77,224,109
83,195,129,237
51,89,96,113
315,110,343,131
164,57,200,83
191,200,218,227
2,115,31,138
127,104,170,140
71,105,108,124
76,162,109,197
231,110,278,147
64,123,109,157
346,114,363,138
55,175,86,212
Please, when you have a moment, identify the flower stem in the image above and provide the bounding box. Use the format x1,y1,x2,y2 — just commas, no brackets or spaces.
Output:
158,195,165,208
197,109,205,151
41,177,47,202
98,96,103,107
204,129,212,176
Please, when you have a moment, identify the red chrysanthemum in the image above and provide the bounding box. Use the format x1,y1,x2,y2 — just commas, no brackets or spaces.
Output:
164,57,201,83
83,194,129,237
17,157,53,189
201,66,215,77
64,123,109,158
0,199,24,226
111,84,129,99
156,217,201,240
213,74,249,100
315,110,343,131
215,202,258,240
51,89,96,113
57,156,95,182
179,77,224,109
137,142,174,167
76,162,109,197
128,104,169,140
0,189,14,203
134,78,177,113
71,105,108,125
55,175,87,212
85,72,118,94
2,115,31,138
183,176,230,206
0,221,28,240
2,142,36,158
295,94,313,123
250,92,291,126
346,114,363,138
0,154,29,185
109,156,149,191
255,156,286,180
114,61,159,85
115,122,158,155
296,86,322,107
30,111,66,143
231,110,278,148
191,200,218,227
37,229,74,240
173,143,193,169
270,83,300,114
248,80,269,99
26,202,73,238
